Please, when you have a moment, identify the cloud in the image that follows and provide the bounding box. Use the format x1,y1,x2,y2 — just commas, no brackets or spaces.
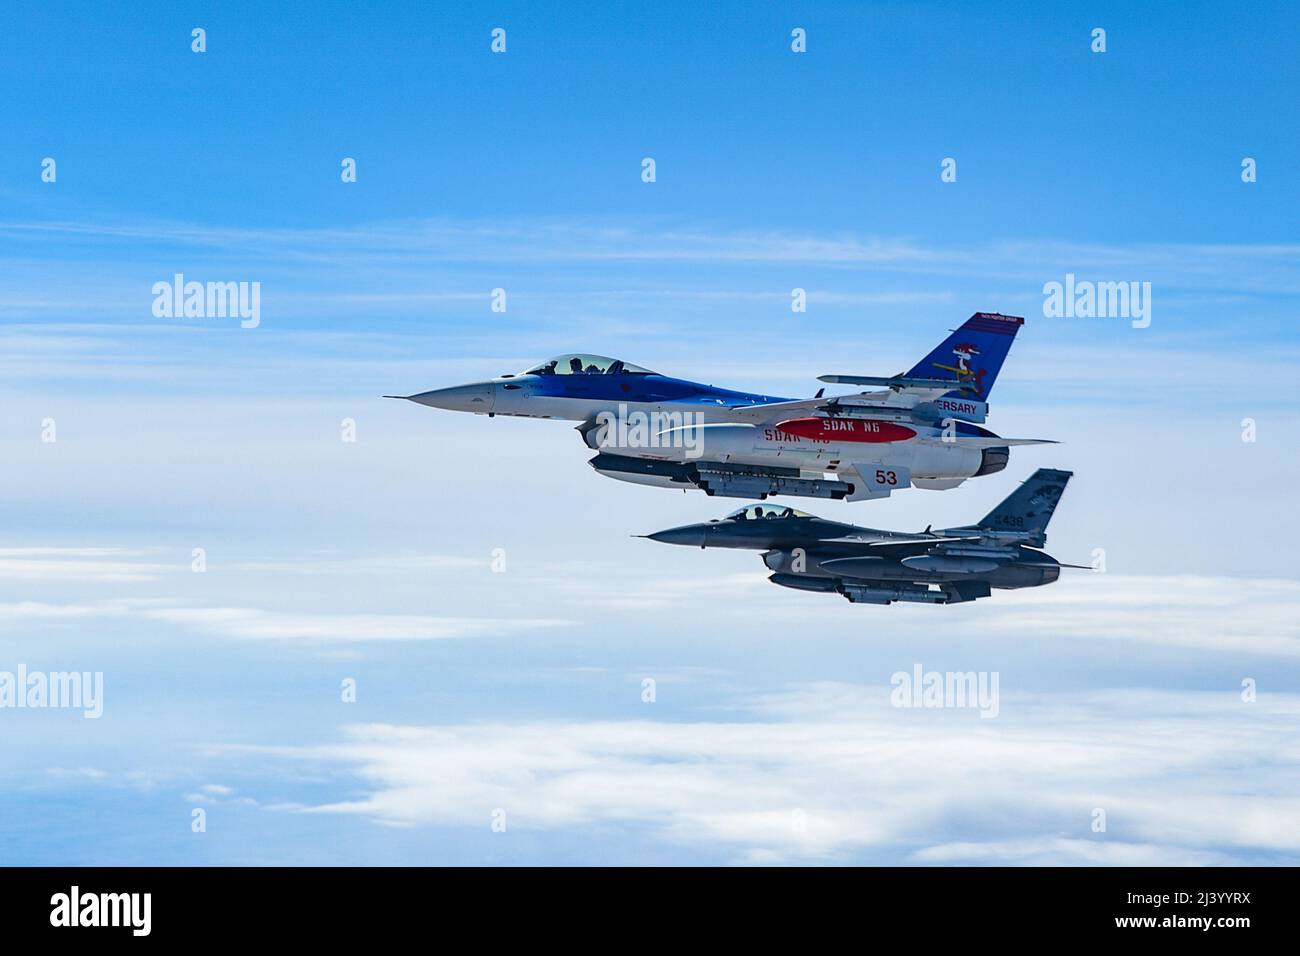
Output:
45,767,110,782
0,547,169,582
545,567,766,610
217,685,1300,864
0,597,568,643
0,600,134,621
185,783,258,807
911,839,1232,866
988,575,1300,657
0,546,486,582
728,573,1300,659
3,216,1298,292
141,606,569,642
4,572,1297,654
226,554,486,575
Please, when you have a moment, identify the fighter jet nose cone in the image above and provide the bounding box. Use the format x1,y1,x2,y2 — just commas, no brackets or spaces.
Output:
645,526,706,547
406,383,496,413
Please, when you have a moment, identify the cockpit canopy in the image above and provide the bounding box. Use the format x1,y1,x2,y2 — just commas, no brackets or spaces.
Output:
523,354,655,376
722,504,813,521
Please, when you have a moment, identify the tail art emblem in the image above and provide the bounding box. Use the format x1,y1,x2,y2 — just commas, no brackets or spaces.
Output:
1028,484,1066,508
932,343,988,397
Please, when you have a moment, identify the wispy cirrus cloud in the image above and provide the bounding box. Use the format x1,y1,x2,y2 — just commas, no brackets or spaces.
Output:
0,547,487,583
143,606,568,642
0,598,568,643
225,554,487,575
0,547,170,582
3,572,1297,653
2,216,1298,291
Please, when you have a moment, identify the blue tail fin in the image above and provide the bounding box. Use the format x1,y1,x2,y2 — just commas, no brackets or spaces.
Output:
904,312,1024,400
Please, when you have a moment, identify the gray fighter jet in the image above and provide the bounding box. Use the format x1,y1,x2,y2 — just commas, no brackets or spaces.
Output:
643,468,1080,605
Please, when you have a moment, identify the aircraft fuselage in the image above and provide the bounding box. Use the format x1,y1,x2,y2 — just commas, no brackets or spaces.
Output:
405,370,791,421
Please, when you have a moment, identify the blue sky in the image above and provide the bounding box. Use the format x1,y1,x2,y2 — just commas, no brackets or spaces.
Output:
2,1,1298,865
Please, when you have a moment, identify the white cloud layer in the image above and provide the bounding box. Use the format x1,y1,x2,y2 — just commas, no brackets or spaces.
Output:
231,685,1300,864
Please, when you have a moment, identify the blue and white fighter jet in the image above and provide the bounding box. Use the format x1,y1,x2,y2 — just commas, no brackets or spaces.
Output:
388,312,1054,502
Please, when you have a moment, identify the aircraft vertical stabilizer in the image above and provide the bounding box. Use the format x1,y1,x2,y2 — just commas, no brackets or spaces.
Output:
903,312,1024,400
974,468,1073,537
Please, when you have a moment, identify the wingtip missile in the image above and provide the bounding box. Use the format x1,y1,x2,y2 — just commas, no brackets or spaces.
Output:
816,374,968,390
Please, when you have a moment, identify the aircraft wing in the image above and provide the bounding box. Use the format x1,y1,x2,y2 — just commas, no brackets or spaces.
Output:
724,397,834,422
911,436,1058,449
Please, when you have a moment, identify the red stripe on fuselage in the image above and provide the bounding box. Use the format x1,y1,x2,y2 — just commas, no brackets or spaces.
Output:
775,417,917,443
